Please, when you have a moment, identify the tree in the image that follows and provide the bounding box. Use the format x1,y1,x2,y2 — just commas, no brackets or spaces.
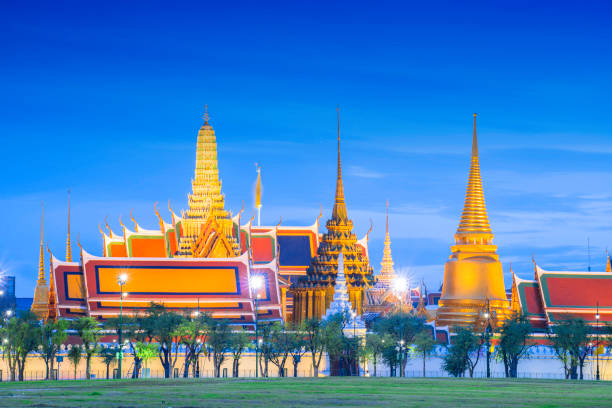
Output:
106,316,149,378
257,322,274,377
229,329,250,377
324,313,360,376
442,327,481,378
175,314,209,377
143,303,184,378
365,333,385,377
414,329,437,377
134,342,157,378
207,318,232,377
302,318,326,377
287,327,307,377
98,346,117,379
269,323,292,377
73,317,102,379
548,318,592,380
374,313,425,376
68,345,82,380
497,314,532,377
40,319,69,380
1,311,41,381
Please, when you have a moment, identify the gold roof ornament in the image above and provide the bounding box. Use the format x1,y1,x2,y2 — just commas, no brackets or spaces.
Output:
32,202,50,318
332,105,348,221
66,189,72,262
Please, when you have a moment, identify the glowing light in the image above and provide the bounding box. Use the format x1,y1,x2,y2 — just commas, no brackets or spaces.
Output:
596,314,600,320
0,290,4,296
483,312,490,319
192,311,200,318
5,310,12,317
2,338,7,344
393,277,408,294
118,273,128,285
250,275,264,290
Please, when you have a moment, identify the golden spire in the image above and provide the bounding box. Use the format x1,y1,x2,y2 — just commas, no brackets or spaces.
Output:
455,113,492,242
378,200,395,287
203,104,209,125
66,189,72,262
46,244,57,321
332,106,348,220
606,250,611,273
38,202,46,282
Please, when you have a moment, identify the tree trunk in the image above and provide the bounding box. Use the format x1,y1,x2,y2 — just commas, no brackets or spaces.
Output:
422,352,426,377
183,356,190,378
293,360,299,377
313,364,318,378
373,359,377,377
106,364,110,379
86,357,91,379
133,358,141,379
44,359,50,380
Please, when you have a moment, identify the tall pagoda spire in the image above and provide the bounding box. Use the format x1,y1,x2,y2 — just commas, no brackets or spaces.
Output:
177,108,239,257
38,202,46,282
378,200,395,287
32,202,49,318
332,106,348,220
455,113,492,244
66,189,72,262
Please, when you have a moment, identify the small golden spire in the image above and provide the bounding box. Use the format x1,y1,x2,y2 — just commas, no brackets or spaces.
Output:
46,243,57,321
332,105,348,220
386,199,389,235
66,189,72,262
38,202,45,282
203,104,209,125
606,250,611,273
455,113,492,240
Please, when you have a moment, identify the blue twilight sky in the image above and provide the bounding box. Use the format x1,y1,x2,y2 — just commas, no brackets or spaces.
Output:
1,1,611,296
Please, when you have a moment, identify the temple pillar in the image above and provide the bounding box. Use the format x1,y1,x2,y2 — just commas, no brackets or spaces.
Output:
281,287,287,321
307,290,314,319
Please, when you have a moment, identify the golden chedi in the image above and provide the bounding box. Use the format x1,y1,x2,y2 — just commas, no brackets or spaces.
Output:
436,114,510,328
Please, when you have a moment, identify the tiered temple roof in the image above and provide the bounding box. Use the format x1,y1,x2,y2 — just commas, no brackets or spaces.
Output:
291,108,375,322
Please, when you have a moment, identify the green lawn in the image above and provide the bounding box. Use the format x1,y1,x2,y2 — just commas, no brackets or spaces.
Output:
0,377,610,407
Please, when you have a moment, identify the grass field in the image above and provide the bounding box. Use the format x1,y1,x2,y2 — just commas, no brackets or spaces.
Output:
0,377,611,407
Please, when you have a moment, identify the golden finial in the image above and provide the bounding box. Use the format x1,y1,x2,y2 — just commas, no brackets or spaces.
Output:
130,209,138,232
606,249,611,273
316,204,323,225
38,201,45,282
46,241,57,321
456,113,491,239
386,199,389,235
105,216,114,238
203,104,209,124
332,105,348,220
276,216,283,228
66,189,72,262
365,218,373,242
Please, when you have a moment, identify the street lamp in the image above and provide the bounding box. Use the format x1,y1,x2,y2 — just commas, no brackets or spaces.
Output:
5,310,12,318
117,273,127,380
482,298,492,379
596,301,600,381
397,340,405,377
393,277,408,313
250,275,264,378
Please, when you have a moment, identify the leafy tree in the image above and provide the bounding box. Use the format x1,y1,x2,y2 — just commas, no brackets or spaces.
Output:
175,314,209,377
414,329,437,377
287,326,307,377
207,318,232,377
442,327,481,378
302,318,326,377
365,333,385,377
257,322,274,377
548,318,592,379
497,314,532,377
229,329,250,377
106,316,149,378
73,316,102,379
134,342,158,378
98,346,117,379
143,303,184,378
67,345,82,380
1,311,41,381
324,313,360,376
374,313,425,376
40,319,69,380
269,323,292,377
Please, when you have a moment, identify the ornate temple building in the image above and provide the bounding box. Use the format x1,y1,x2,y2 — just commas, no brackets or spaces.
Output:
511,258,612,331
37,110,332,325
436,114,512,328
291,109,376,322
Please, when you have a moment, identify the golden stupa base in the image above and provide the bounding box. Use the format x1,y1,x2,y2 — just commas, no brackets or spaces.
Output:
435,298,512,329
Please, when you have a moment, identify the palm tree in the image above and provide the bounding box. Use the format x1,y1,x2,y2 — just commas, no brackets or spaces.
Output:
68,345,82,380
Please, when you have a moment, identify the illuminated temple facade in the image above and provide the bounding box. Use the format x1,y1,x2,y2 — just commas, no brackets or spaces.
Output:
36,110,375,326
